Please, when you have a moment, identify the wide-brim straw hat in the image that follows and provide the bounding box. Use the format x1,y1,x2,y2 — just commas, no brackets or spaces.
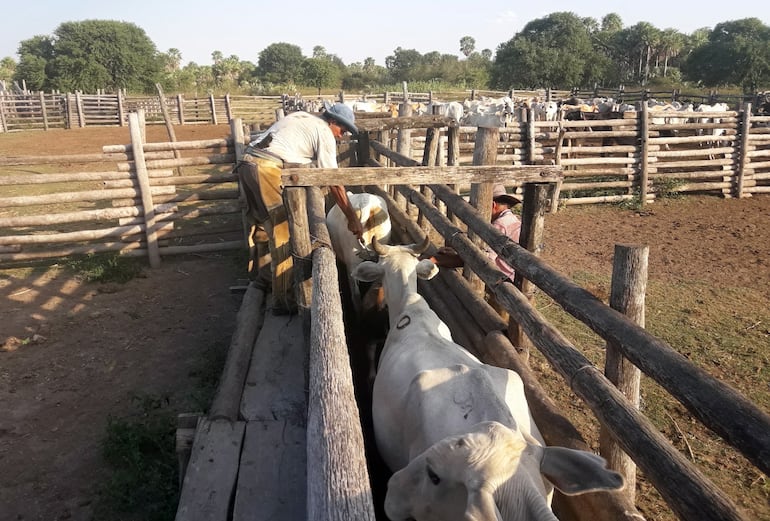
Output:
492,184,522,206
322,101,358,134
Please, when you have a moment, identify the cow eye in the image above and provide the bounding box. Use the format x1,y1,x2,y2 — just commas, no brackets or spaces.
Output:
427,467,441,485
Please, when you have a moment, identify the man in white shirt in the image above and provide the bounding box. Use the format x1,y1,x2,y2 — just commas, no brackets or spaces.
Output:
236,102,363,312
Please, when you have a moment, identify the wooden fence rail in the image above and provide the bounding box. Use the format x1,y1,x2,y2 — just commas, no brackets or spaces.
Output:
0,120,243,264
403,106,770,203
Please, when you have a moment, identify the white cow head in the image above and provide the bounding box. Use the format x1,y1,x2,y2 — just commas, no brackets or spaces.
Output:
352,236,438,324
384,421,624,521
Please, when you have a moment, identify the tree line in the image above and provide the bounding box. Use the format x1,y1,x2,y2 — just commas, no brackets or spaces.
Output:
1,13,768,97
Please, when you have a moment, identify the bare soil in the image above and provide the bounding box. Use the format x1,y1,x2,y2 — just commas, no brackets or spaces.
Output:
1,125,769,520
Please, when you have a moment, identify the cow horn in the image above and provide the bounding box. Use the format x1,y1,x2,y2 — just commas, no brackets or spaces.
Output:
372,236,390,256
410,235,431,256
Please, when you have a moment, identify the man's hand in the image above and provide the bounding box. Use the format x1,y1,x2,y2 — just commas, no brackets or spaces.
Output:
431,246,464,268
347,218,364,240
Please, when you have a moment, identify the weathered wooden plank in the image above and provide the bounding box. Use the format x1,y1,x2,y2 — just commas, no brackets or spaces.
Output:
174,419,246,521
209,284,266,422
239,311,307,422
282,165,562,187
232,420,306,521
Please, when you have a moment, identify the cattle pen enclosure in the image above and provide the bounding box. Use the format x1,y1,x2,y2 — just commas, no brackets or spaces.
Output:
1,115,768,521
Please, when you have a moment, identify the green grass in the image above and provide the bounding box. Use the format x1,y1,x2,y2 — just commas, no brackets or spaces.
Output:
64,253,144,283
93,338,229,520
533,273,770,519
95,394,179,521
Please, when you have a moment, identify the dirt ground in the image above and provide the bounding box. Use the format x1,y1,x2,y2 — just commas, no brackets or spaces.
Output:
1,125,769,520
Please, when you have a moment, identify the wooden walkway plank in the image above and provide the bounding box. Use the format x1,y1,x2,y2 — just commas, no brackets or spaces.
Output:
175,419,247,521
232,420,307,521
240,311,307,422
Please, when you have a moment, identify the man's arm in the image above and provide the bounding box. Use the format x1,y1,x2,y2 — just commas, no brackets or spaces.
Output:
329,185,364,239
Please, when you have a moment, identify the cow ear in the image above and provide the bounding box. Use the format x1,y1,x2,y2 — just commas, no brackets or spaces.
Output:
416,259,439,280
352,261,384,282
539,446,625,495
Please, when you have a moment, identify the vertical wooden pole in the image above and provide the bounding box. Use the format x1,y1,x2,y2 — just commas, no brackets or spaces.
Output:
550,126,566,213
0,91,8,133
736,103,751,198
600,244,648,503
225,93,233,122
446,124,461,224
155,83,182,171
285,187,313,322
39,91,49,131
230,117,250,247
207,93,216,124
639,103,650,206
465,126,498,295
396,102,414,214
75,91,85,127
510,183,554,360
176,94,184,125
117,89,125,126
527,108,536,163
128,112,161,268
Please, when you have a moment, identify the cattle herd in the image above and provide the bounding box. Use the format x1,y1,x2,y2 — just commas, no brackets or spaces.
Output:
327,202,626,521
290,92,769,131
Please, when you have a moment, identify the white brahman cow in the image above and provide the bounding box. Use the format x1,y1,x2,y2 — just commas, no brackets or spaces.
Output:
352,237,624,521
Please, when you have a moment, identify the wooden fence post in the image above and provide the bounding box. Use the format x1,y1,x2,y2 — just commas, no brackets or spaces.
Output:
75,91,85,127
117,89,125,126
285,187,313,322
527,108,536,163
600,244,648,503
155,83,182,170
396,101,414,215
38,91,49,131
465,126,498,296
0,92,7,132
128,112,161,268
736,103,751,198
639,103,650,206
225,93,233,122
209,94,217,124
510,182,555,360
176,94,184,125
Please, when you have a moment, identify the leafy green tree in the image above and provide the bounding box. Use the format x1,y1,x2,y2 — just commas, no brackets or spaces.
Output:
682,18,770,89
13,36,55,90
303,56,341,93
211,52,243,88
385,47,424,82
13,54,47,90
40,20,162,93
257,42,304,84
491,12,597,89
342,59,387,91
0,57,16,83
658,28,686,77
601,13,623,33
460,36,476,57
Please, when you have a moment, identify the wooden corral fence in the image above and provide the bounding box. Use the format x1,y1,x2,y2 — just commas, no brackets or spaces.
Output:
2,102,769,265
0,112,243,264
170,113,770,521
406,104,770,204
0,90,285,131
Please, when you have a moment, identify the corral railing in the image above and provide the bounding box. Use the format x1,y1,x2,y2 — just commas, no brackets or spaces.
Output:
0,115,243,264
404,105,770,203
0,91,285,131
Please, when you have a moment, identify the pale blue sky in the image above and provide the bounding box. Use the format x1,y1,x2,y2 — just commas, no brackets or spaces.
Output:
2,0,767,66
